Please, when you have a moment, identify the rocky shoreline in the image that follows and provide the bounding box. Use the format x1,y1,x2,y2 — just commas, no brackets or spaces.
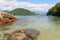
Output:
0,12,18,25
0,12,40,40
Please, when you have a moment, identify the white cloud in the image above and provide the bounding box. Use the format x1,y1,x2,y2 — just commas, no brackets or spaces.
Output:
0,0,54,11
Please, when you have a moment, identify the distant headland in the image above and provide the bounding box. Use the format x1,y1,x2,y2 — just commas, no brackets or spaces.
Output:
8,8,40,15
47,2,60,16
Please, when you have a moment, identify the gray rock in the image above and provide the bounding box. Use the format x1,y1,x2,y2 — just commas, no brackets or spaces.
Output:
7,29,40,40
8,32,32,40
23,29,40,40
3,33,10,38
23,29,40,38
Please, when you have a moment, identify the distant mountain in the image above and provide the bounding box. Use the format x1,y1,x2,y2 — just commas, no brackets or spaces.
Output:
9,8,37,15
0,10,9,12
0,9,47,16
35,11,47,16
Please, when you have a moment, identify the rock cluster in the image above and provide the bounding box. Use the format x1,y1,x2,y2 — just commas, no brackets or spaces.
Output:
0,12,18,25
8,29,40,40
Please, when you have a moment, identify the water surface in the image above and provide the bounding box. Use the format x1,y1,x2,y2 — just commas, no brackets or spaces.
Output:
0,16,60,40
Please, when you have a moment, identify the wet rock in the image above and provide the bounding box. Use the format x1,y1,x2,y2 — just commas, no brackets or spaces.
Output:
3,33,10,38
2,28,10,30
8,29,40,40
0,12,18,25
22,29,40,40
23,29,40,38
8,32,32,40
0,34,2,38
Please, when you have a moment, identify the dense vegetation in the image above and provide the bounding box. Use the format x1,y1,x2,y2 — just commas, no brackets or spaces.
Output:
10,8,36,15
47,2,60,16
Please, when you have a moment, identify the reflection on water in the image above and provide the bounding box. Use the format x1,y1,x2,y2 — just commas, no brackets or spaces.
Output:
0,16,60,40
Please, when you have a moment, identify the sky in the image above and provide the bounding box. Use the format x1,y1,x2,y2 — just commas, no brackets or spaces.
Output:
0,0,60,12
17,0,60,4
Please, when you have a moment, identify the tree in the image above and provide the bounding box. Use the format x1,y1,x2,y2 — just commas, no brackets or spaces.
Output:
47,2,60,16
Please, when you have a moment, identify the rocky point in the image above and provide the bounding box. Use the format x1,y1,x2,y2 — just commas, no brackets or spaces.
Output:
0,12,18,25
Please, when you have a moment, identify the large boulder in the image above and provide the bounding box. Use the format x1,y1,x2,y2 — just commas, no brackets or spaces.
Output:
8,29,40,40
8,32,32,40
0,12,18,25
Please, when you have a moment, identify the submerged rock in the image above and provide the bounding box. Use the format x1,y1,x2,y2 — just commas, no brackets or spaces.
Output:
8,32,32,40
0,12,18,25
8,29,40,40
3,33,10,38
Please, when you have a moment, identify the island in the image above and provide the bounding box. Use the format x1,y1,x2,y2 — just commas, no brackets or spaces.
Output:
10,8,37,15
47,2,60,16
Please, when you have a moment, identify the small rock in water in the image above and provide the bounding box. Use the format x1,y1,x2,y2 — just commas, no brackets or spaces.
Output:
2,28,10,30
7,29,40,40
3,33,10,38
0,34,2,38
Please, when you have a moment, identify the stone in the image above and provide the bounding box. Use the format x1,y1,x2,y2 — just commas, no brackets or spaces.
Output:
3,33,10,38
0,12,18,25
22,29,40,40
8,31,32,40
23,29,40,38
8,29,40,40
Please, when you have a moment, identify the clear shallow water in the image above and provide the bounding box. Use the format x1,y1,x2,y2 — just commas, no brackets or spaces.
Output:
0,16,60,40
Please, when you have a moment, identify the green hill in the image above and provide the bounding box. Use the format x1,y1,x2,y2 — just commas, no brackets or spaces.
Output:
10,8,36,15
47,2,60,16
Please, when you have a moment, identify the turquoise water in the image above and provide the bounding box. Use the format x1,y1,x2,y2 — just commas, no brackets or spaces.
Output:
0,16,60,40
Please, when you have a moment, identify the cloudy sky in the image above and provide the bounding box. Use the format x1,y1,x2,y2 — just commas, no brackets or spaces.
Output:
0,0,60,11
